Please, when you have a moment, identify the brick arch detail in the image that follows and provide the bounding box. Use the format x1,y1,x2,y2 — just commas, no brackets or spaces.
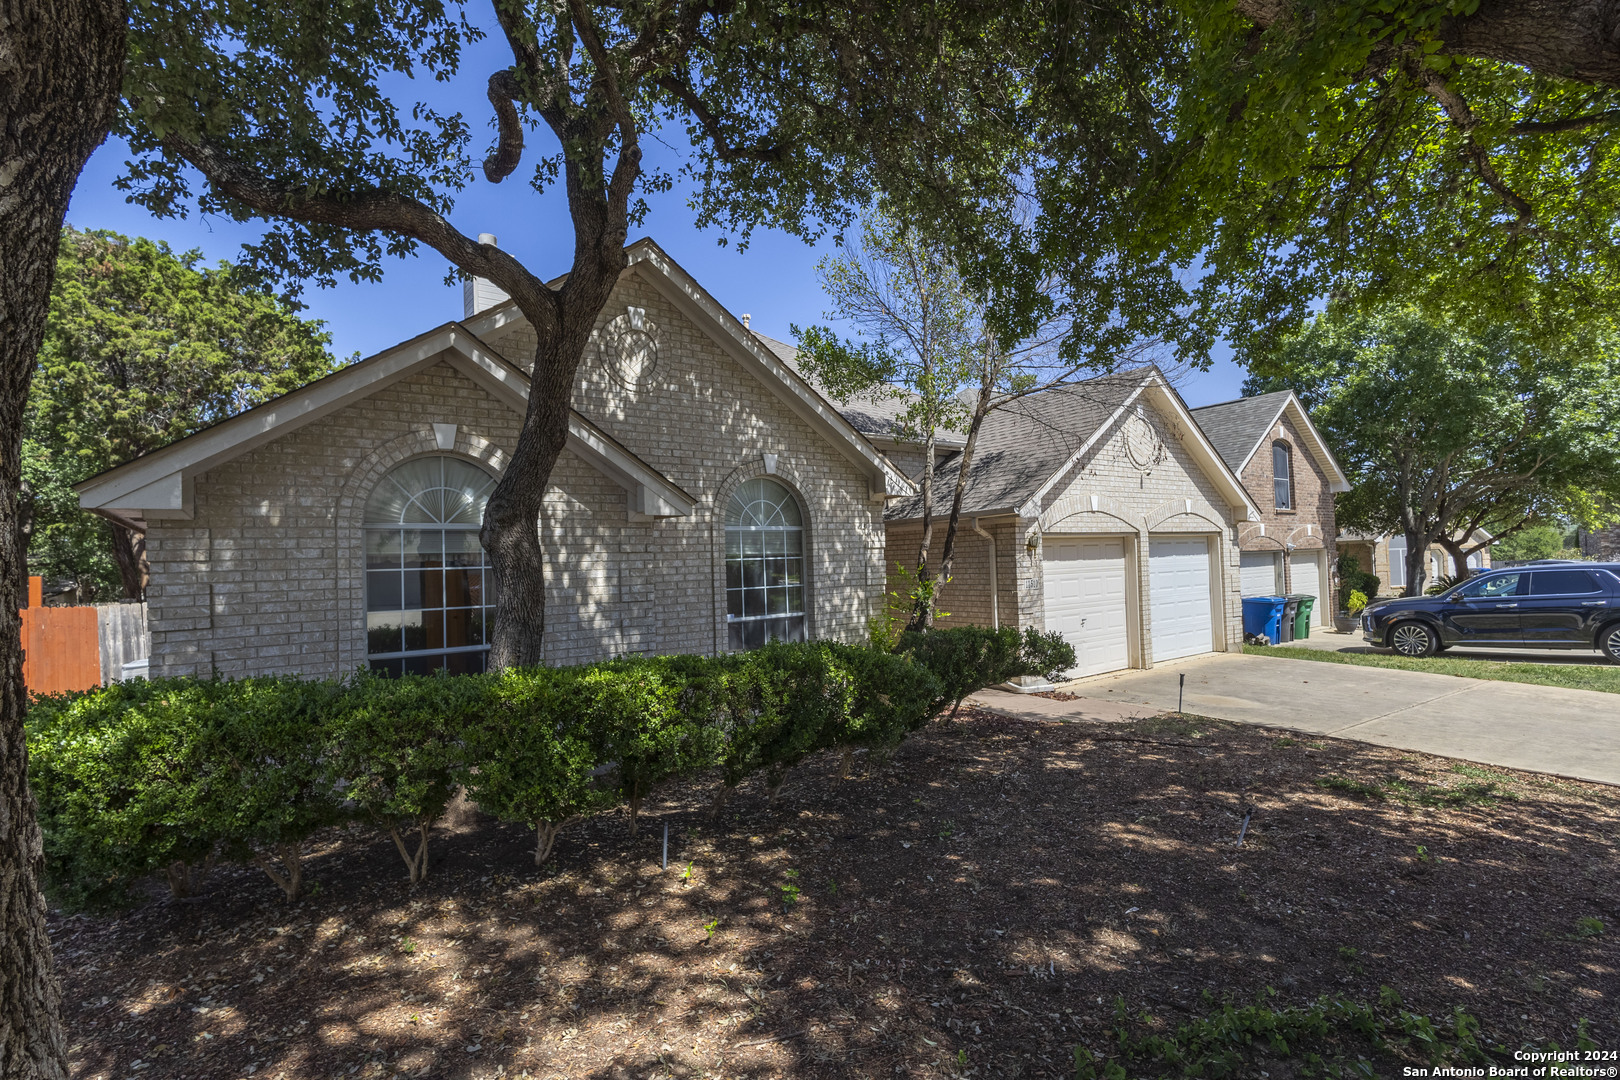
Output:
1143,497,1228,533
334,427,511,671
1039,491,1139,534
711,459,819,653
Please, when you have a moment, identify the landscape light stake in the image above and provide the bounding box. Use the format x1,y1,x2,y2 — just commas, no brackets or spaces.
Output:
1236,804,1257,847
663,822,669,871
1178,672,1185,714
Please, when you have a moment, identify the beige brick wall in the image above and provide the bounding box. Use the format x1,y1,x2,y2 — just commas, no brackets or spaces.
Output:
148,271,885,678
1235,412,1337,596
883,396,1247,668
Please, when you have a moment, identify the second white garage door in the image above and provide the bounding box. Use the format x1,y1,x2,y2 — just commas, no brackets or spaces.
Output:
1043,537,1130,678
1289,551,1323,622
1149,536,1214,662
1239,550,1282,596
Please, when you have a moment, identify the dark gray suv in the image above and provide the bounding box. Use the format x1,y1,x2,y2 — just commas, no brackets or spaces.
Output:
1361,563,1620,661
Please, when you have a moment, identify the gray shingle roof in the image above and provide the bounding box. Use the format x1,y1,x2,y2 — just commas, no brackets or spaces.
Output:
1188,391,1292,472
884,368,1151,521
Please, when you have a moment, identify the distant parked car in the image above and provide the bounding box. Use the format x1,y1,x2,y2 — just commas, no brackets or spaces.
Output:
1361,564,1620,661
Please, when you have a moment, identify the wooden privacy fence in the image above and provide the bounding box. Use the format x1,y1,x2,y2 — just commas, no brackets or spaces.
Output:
21,577,149,696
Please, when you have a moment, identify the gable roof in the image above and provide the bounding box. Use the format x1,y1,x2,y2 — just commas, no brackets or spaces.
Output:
462,242,913,497
1191,391,1350,493
77,238,915,527
885,367,1261,522
75,324,697,528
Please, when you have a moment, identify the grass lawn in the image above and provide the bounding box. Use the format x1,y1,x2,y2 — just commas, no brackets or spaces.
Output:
53,711,1617,1080
1245,643,1620,694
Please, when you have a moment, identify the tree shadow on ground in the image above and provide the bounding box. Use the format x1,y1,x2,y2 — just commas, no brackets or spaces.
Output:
53,710,1618,1080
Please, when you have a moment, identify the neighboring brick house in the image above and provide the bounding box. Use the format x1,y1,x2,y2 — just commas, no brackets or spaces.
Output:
1581,523,1620,560
1338,530,1492,598
1191,391,1349,624
755,345,1262,683
75,240,907,678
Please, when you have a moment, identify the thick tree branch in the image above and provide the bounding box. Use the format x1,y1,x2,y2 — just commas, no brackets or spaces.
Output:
657,73,790,163
484,69,527,183
1404,57,1536,222
1235,0,1620,91
164,136,556,329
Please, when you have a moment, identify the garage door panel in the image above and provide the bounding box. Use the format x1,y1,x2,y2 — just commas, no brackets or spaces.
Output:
1290,551,1324,624
1043,537,1130,678
1240,551,1281,597
1149,536,1213,662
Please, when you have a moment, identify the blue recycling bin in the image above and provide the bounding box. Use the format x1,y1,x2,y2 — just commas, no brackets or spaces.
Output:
1242,596,1288,644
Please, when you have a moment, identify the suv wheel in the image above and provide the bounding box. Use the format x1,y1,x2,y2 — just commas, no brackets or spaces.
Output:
1602,623,1620,664
1389,621,1438,658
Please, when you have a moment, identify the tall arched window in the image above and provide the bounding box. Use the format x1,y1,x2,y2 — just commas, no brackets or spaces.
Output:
364,455,496,675
1272,442,1293,510
725,477,806,650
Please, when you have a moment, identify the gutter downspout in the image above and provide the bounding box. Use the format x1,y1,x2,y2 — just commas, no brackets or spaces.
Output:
972,517,998,629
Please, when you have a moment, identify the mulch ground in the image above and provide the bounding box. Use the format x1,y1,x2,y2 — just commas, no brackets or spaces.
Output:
53,710,1618,1080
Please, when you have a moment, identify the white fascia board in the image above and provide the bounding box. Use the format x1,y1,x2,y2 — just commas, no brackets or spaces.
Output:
624,243,893,488
1280,396,1351,493
97,473,193,520
446,336,695,517
79,327,465,509
1143,377,1262,521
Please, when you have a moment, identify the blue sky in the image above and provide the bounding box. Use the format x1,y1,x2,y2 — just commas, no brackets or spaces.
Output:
66,126,1249,408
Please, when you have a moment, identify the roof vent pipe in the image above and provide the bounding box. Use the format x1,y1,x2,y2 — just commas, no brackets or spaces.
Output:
463,233,511,319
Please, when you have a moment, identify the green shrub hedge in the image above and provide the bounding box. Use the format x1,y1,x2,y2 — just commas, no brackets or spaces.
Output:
26,626,1073,910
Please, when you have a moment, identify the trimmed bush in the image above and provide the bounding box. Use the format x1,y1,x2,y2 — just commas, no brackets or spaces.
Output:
592,658,721,835
464,667,622,865
897,625,1076,716
825,643,944,770
328,672,485,884
206,676,348,899
27,679,222,910
712,641,855,808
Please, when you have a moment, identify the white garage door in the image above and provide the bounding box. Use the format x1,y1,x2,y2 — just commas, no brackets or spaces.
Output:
1149,536,1214,662
1240,551,1282,596
1290,551,1323,622
1043,537,1130,678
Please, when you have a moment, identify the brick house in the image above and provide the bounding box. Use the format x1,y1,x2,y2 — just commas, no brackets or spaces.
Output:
1190,391,1349,623
1581,523,1620,560
754,344,1263,682
1336,531,1492,598
75,240,908,678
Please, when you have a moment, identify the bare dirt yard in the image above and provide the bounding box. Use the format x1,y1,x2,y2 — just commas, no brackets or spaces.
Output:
53,711,1617,1080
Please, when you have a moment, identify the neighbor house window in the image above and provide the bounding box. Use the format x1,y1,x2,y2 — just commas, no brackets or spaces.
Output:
1388,535,1407,589
725,477,806,650
1272,442,1292,509
364,455,496,675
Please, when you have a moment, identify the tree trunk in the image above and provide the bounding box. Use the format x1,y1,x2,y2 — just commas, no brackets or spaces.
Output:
0,1,124,1075
935,389,992,603
107,521,146,601
1438,536,1471,581
1402,530,1431,597
482,254,624,671
906,428,939,631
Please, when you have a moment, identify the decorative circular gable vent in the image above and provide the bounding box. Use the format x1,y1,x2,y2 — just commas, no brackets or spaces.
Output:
604,307,659,389
1123,412,1166,471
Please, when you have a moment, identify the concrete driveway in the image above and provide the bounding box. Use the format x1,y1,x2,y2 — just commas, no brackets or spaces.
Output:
971,651,1620,786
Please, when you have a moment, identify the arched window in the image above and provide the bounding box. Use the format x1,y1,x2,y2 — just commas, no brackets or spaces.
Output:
724,477,806,650
1272,442,1292,510
363,455,496,675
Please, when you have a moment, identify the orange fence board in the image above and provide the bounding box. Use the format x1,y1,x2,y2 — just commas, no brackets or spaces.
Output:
21,578,103,695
